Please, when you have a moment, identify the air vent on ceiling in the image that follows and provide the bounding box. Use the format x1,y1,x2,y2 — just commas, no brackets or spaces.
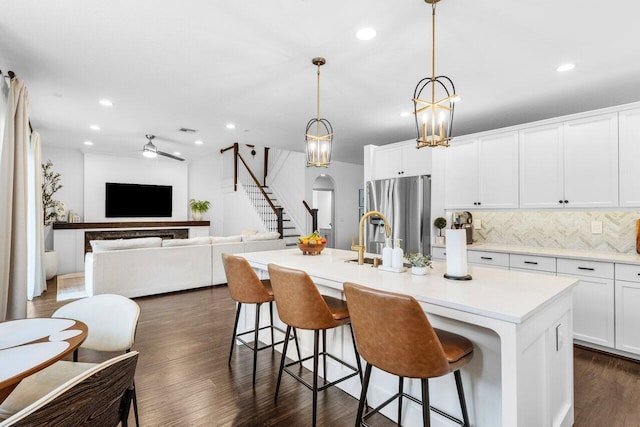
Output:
178,127,197,133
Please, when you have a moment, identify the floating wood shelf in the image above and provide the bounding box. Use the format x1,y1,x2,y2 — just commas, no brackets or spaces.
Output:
52,221,210,230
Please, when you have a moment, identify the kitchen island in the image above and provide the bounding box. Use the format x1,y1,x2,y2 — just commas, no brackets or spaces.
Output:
237,248,578,427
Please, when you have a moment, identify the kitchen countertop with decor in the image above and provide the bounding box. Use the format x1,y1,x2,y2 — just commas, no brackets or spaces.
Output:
434,242,640,265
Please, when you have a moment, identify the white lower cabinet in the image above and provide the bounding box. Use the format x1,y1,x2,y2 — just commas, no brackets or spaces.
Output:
467,250,509,269
557,258,615,348
614,263,640,355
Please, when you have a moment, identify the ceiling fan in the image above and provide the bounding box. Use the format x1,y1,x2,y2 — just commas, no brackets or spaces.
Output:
142,134,185,161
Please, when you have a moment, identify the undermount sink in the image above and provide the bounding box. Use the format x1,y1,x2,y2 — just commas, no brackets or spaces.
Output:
345,257,378,265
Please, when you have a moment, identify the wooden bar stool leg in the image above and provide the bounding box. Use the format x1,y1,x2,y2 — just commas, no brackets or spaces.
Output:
454,370,470,427
312,330,320,427
355,363,372,427
421,378,430,427
269,301,276,351
275,326,291,403
228,302,242,365
253,303,262,385
398,376,404,426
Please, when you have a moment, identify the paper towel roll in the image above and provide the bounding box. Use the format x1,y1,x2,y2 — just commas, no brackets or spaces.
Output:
446,229,468,277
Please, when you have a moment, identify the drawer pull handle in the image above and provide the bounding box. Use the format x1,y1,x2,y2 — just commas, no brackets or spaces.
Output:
524,261,539,265
578,267,595,271
481,256,493,260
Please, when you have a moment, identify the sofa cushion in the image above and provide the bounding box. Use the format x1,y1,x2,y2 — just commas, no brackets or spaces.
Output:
240,229,259,237
242,231,281,241
90,237,162,252
211,235,242,243
161,237,212,247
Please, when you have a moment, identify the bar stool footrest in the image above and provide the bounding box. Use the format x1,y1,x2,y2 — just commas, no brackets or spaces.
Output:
282,351,360,392
235,324,292,352
363,391,465,426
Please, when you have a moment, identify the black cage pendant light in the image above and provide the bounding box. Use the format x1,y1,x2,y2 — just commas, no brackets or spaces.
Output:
305,57,333,167
413,0,459,148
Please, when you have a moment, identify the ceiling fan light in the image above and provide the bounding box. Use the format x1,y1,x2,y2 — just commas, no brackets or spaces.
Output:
143,150,157,158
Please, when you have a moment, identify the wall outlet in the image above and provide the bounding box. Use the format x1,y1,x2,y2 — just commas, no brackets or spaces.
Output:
475,219,482,230
591,221,603,234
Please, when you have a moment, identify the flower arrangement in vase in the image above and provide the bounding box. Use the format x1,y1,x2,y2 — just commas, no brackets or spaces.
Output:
405,253,432,276
42,160,63,227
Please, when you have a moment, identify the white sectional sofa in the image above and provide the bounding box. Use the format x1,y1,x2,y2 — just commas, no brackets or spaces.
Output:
84,233,285,298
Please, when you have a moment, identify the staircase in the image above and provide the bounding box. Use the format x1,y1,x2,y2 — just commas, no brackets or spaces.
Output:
241,182,301,247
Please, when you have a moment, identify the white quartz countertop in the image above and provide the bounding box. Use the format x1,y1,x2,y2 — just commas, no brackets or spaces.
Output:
239,248,577,325
437,242,640,265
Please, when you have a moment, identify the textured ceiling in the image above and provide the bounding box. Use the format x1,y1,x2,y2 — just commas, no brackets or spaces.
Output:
1,0,639,164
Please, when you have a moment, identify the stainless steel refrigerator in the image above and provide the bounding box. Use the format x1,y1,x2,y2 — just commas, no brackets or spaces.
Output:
365,175,431,256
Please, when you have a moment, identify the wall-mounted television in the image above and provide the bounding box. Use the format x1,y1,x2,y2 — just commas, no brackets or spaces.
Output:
105,182,172,218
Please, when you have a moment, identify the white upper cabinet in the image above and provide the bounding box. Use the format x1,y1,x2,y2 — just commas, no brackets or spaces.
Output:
444,137,478,209
563,113,618,208
444,132,518,209
619,108,640,207
519,124,564,208
372,142,432,180
519,112,618,208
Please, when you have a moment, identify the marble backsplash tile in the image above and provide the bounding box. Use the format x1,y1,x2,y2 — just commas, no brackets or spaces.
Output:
468,211,640,254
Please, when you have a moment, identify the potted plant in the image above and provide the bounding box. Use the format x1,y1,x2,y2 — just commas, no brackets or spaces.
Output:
405,253,432,276
42,160,63,280
434,216,447,245
189,199,211,221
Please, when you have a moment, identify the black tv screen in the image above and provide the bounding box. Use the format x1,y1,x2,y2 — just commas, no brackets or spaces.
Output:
105,182,172,217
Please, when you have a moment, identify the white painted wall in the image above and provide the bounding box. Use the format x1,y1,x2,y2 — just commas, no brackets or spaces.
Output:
189,153,223,236
267,149,306,233
222,178,268,235
84,153,188,221
41,147,84,219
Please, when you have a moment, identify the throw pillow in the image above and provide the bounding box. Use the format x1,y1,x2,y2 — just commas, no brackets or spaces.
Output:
242,231,281,241
211,235,242,243
161,237,212,247
90,237,163,252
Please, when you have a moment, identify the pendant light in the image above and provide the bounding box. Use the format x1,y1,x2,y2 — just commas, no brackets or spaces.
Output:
305,57,333,167
413,0,459,148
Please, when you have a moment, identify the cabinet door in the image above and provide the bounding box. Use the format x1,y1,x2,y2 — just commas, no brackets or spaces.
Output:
373,146,402,180
619,108,640,207
477,131,519,209
615,280,640,355
519,124,564,208
566,275,615,348
444,138,478,209
401,144,432,177
563,113,619,208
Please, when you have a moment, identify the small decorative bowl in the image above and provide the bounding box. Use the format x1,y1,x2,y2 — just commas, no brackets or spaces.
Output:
298,242,326,255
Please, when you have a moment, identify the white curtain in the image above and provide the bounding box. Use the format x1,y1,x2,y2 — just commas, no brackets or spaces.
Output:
0,76,30,320
27,132,46,299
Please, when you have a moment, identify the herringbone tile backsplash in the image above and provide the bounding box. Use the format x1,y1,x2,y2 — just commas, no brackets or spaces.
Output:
470,211,640,254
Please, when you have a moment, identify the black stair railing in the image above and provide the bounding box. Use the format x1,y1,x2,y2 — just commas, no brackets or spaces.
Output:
220,142,283,239
302,200,318,233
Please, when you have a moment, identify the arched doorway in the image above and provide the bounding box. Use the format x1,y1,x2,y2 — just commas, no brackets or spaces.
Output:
312,175,335,249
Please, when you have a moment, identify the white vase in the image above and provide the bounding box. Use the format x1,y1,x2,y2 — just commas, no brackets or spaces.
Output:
44,250,58,280
192,211,203,221
435,235,446,246
411,266,428,276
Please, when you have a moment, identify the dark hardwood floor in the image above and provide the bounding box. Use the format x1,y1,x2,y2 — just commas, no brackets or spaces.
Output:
29,280,640,426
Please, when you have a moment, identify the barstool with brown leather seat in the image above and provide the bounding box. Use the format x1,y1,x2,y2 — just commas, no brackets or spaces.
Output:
222,253,300,385
267,263,363,427
343,282,474,427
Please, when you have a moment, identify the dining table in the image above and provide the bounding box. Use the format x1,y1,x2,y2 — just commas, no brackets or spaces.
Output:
0,318,88,404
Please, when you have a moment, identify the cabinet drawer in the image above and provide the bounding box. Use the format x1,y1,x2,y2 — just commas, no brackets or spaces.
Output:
468,250,509,268
431,247,446,260
615,263,640,283
557,258,614,279
509,254,556,273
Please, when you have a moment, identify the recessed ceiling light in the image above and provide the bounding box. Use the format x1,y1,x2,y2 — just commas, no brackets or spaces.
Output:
194,140,203,145
226,123,236,129
99,99,113,107
400,111,410,117
356,28,376,41
89,125,100,131
84,141,93,146
556,63,575,72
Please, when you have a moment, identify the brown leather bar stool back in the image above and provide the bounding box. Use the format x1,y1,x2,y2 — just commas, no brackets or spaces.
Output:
268,263,362,427
344,282,474,427
222,253,299,385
